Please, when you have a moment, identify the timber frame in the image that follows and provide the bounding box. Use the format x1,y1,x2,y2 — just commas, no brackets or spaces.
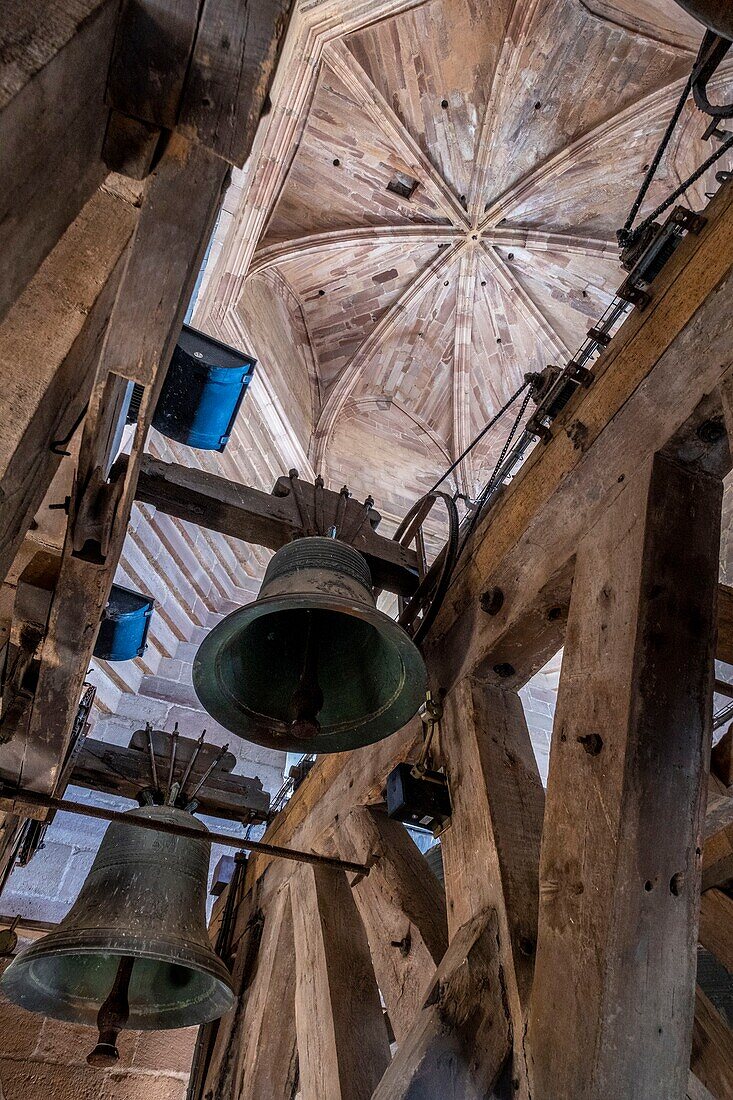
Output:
193,177,733,1100
1,4,733,1100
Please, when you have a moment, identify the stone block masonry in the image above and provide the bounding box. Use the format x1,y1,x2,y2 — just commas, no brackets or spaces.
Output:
0,955,195,1100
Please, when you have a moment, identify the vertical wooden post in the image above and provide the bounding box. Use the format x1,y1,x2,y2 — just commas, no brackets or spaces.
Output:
439,681,545,1094
232,885,298,1100
291,862,391,1100
337,806,448,1042
371,908,510,1100
691,987,733,1098
528,451,722,1100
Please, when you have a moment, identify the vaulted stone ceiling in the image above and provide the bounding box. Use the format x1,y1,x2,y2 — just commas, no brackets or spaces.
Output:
196,0,728,532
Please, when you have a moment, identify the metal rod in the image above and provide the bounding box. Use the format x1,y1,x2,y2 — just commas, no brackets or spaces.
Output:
145,723,158,794
166,725,179,802
0,785,369,875
178,730,206,804
185,742,229,805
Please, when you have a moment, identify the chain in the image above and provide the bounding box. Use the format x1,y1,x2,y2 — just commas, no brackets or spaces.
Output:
618,74,694,248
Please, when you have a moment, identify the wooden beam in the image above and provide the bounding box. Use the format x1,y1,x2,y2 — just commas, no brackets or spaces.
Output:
291,862,391,1100
687,1071,717,1100
699,889,733,974
716,584,733,666
0,136,228,803
179,0,294,166
439,681,544,1098
0,187,137,586
0,0,116,322
528,451,721,1100
195,873,262,1098
135,455,419,595
337,806,448,1042
702,820,733,894
106,0,202,131
691,988,733,1100
371,908,511,1100
65,737,270,823
202,880,299,1100
234,882,299,1100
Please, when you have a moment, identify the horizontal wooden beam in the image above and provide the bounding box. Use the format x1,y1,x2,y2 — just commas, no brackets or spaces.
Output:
135,455,419,596
0,0,117,322
0,187,137,586
67,737,271,823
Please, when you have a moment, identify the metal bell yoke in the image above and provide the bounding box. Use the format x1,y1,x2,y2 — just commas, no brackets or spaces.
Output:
193,536,427,754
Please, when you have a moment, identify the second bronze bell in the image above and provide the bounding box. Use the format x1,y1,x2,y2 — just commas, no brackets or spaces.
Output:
0,804,235,1063
193,537,427,754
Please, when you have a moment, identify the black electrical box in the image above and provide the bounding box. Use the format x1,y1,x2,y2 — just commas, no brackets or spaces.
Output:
386,763,451,833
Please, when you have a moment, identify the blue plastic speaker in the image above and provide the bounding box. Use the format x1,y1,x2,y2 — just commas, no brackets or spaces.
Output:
152,325,256,451
94,585,154,662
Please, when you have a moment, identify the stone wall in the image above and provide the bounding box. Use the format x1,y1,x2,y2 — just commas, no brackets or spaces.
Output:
0,951,196,1100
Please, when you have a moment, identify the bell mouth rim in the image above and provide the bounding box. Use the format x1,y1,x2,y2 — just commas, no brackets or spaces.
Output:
1,937,235,1029
193,591,427,754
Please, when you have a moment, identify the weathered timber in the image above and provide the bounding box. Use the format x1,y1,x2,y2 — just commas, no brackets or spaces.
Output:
179,0,294,166
102,110,163,180
66,738,271,823
691,987,733,1099
246,715,423,890
371,908,511,1100
291,862,390,1100
235,884,298,1100
337,805,448,1042
705,772,733,838
0,136,228,803
424,180,733,693
196,874,262,1100
201,880,298,1100
717,585,733,667
135,456,419,595
702,819,733,893
0,0,117,322
106,0,201,131
0,187,137,586
687,1071,717,1100
527,451,722,1100
439,681,544,1099
698,889,733,974
712,724,733,788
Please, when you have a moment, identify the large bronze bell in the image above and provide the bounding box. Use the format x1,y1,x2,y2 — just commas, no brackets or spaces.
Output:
0,805,234,1055
193,537,427,754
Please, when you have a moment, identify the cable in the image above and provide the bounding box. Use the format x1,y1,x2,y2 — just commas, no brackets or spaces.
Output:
428,379,532,494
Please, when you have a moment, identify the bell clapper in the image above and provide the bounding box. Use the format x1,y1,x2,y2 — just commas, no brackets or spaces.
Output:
289,610,324,740
86,955,135,1068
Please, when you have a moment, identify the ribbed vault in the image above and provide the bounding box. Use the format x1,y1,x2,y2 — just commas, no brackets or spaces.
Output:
196,0,731,528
